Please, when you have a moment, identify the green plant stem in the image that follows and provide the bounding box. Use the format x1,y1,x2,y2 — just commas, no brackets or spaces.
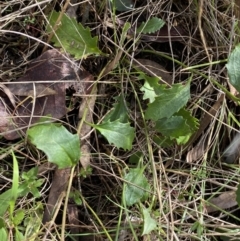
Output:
128,80,159,209
43,0,71,52
61,166,75,241
121,183,139,241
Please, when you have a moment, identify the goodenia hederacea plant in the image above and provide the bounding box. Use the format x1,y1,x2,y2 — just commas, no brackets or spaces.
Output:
141,205,157,235
155,108,199,144
27,123,80,169
226,43,240,92
47,11,101,59
140,73,198,144
103,95,129,123
91,120,135,151
145,81,190,120
123,167,150,207
137,17,165,34
90,94,135,150
140,74,159,103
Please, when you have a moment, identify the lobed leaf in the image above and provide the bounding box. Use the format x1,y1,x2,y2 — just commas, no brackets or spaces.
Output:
47,11,101,59
27,123,80,169
155,116,190,138
141,206,157,235
103,95,129,123
140,79,158,103
155,108,199,144
92,120,134,150
123,168,150,206
137,17,165,34
145,82,190,121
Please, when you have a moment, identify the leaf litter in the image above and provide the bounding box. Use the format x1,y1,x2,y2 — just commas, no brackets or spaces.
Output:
0,49,93,140
1,0,240,240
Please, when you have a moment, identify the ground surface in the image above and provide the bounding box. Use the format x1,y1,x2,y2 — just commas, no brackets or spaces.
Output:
1,1,240,241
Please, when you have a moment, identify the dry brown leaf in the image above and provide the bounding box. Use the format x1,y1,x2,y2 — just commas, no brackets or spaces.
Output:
188,93,224,146
186,142,205,163
134,58,172,85
102,49,123,76
7,83,57,97
0,49,93,140
0,84,16,107
205,191,237,213
67,204,80,238
42,74,96,225
78,86,97,168
43,168,71,223
185,93,224,162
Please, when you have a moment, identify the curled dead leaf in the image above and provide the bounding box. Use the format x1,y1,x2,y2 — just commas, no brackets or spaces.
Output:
0,49,93,140
205,191,237,213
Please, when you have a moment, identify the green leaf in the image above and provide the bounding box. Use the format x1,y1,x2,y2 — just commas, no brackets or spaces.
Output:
226,44,240,92
173,108,199,144
69,190,82,205
236,183,240,207
139,72,170,96
145,82,190,121
15,228,24,241
155,116,190,138
154,109,198,144
79,166,92,178
47,11,101,59
0,189,13,217
103,95,129,123
141,206,157,235
139,73,170,103
0,219,5,229
123,168,150,206
110,0,134,12
24,203,43,240
0,154,19,219
27,123,80,169
18,175,43,198
0,228,8,241
140,79,158,103
13,209,25,226
137,17,165,34
91,120,135,150
175,108,199,133
175,134,191,145
9,151,19,216
22,167,38,181
120,22,131,46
